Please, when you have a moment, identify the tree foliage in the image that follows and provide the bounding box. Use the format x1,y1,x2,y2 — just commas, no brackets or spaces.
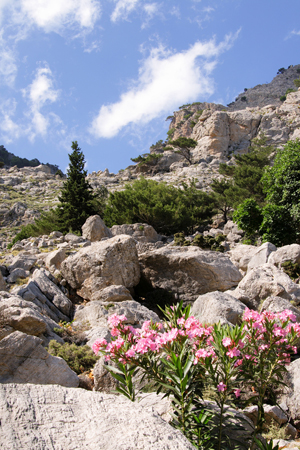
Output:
56,141,98,233
169,137,197,164
103,177,216,235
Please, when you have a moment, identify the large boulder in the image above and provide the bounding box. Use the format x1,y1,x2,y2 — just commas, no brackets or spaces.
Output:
0,383,195,450
229,263,300,309
60,235,140,301
0,331,79,387
111,223,158,243
268,244,300,267
139,246,242,302
32,269,73,317
247,242,277,272
0,296,47,336
82,215,112,242
191,291,246,325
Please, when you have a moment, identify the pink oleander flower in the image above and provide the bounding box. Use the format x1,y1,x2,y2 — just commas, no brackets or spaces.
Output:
195,348,211,359
217,382,227,392
111,327,120,337
125,348,136,358
234,389,241,398
234,359,243,367
279,310,297,323
108,314,127,327
92,338,107,354
226,347,241,358
177,317,185,326
222,337,232,347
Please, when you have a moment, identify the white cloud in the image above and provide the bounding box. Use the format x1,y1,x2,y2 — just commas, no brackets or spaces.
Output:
90,34,238,138
0,99,22,141
22,66,60,138
0,0,101,36
111,0,140,22
286,30,300,39
170,6,180,19
0,33,17,86
141,3,161,29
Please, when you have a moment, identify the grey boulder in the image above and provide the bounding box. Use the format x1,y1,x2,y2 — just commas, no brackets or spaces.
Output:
60,235,140,301
139,245,242,302
0,383,195,450
191,291,246,325
0,331,79,387
82,214,112,242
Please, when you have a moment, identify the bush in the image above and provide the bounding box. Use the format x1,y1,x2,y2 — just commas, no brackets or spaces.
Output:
259,204,297,247
233,198,263,236
47,340,99,374
103,178,216,235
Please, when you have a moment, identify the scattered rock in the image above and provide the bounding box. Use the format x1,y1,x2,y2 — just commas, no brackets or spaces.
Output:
82,215,112,242
0,331,79,387
111,223,158,243
191,291,246,325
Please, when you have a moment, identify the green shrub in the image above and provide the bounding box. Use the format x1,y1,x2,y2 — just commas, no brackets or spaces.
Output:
241,96,247,102
166,128,175,140
280,95,286,102
47,340,99,374
103,178,216,235
294,77,300,88
233,198,263,236
259,204,296,247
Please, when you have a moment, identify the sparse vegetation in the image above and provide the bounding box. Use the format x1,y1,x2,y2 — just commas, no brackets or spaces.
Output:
47,340,99,374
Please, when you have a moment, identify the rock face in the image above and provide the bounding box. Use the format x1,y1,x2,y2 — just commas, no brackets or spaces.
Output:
0,331,79,387
0,271,6,290
247,242,277,272
60,235,140,301
230,263,300,309
82,214,112,241
0,383,195,450
139,246,242,302
280,358,300,426
111,223,158,243
191,291,246,325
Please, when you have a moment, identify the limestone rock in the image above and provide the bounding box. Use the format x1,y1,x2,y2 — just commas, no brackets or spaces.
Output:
0,331,79,386
45,248,67,270
268,243,300,267
0,271,6,291
32,268,73,317
228,244,257,272
74,299,159,330
82,214,112,242
230,263,300,309
247,242,277,272
91,285,133,302
279,358,300,424
0,383,195,450
260,296,300,322
139,246,242,302
111,223,158,243
8,254,37,272
60,235,140,301
191,291,246,325
7,267,30,283
0,296,47,336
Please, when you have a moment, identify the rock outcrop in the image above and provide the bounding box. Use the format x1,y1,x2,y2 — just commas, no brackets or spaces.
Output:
139,245,242,302
0,383,195,450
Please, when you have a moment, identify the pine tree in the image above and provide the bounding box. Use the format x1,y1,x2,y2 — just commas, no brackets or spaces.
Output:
56,141,98,233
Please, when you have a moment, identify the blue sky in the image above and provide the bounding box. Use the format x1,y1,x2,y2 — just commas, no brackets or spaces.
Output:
0,0,300,173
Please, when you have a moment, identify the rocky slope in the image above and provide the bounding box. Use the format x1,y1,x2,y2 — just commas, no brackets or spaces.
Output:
1,66,300,248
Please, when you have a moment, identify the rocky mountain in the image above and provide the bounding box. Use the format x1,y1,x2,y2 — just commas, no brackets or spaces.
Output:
1,61,300,446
